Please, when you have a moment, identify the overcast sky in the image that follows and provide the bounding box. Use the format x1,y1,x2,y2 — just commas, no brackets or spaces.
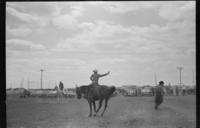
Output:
6,1,195,89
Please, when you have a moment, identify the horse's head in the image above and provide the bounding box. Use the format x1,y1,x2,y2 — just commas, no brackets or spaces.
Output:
75,85,82,99
110,86,116,93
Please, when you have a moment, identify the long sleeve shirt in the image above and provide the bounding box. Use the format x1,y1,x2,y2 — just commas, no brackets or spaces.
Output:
90,72,109,84
155,86,165,97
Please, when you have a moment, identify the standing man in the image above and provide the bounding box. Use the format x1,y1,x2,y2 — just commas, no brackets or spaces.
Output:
59,81,64,94
89,69,110,86
182,85,186,96
176,86,179,96
155,81,165,110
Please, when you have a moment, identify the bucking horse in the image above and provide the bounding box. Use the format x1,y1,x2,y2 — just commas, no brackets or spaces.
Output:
76,85,116,117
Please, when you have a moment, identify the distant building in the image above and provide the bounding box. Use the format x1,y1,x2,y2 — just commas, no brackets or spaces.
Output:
119,85,138,96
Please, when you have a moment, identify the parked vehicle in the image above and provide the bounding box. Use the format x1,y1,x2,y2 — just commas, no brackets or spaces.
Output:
141,86,153,96
20,89,31,98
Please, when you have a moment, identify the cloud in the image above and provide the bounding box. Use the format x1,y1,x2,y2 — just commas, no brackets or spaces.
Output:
70,4,84,17
5,2,196,86
54,21,159,54
158,1,195,21
6,24,32,37
102,1,194,16
7,57,88,76
52,13,195,68
102,1,160,14
52,14,78,29
52,3,85,29
6,6,50,27
78,22,96,30
6,6,38,22
6,39,46,51
93,58,128,68
6,2,63,17
39,58,87,71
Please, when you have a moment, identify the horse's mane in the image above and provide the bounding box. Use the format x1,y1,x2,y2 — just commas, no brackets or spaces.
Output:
80,85,89,89
79,85,90,94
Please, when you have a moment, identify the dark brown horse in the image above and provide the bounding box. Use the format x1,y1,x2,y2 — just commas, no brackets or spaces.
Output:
76,85,116,117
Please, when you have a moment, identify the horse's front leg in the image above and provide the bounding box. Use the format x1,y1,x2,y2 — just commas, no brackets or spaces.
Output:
101,99,108,116
96,100,103,113
88,100,92,117
57,93,60,102
61,92,63,102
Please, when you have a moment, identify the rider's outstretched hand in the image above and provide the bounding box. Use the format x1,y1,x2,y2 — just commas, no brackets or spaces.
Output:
108,71,110,74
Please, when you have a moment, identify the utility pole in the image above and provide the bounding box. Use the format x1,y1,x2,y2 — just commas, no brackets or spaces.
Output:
177,66,183,86
154,72,157,86
27,79,30,89
40,69,45,89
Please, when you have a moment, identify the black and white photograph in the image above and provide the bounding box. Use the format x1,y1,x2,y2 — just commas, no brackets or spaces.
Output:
6,1,196,128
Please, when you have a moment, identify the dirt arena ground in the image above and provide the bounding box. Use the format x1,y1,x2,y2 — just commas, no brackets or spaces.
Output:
6,95,196,128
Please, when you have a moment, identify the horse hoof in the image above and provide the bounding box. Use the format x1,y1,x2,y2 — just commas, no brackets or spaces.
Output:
100,114,103,117
93,114,96,117
88,114,92,117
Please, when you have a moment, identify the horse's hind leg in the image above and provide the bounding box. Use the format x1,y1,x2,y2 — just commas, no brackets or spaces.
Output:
101,99,108,116
88,101,93,117
93,101,97,116
94,100,103,116
93,101,97,112
96,100,103,113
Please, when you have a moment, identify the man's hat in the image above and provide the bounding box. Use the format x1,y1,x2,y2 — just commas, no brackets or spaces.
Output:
159,81,164,85
93,69,98,73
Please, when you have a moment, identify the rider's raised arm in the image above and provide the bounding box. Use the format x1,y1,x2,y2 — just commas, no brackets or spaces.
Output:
99,72,110,77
